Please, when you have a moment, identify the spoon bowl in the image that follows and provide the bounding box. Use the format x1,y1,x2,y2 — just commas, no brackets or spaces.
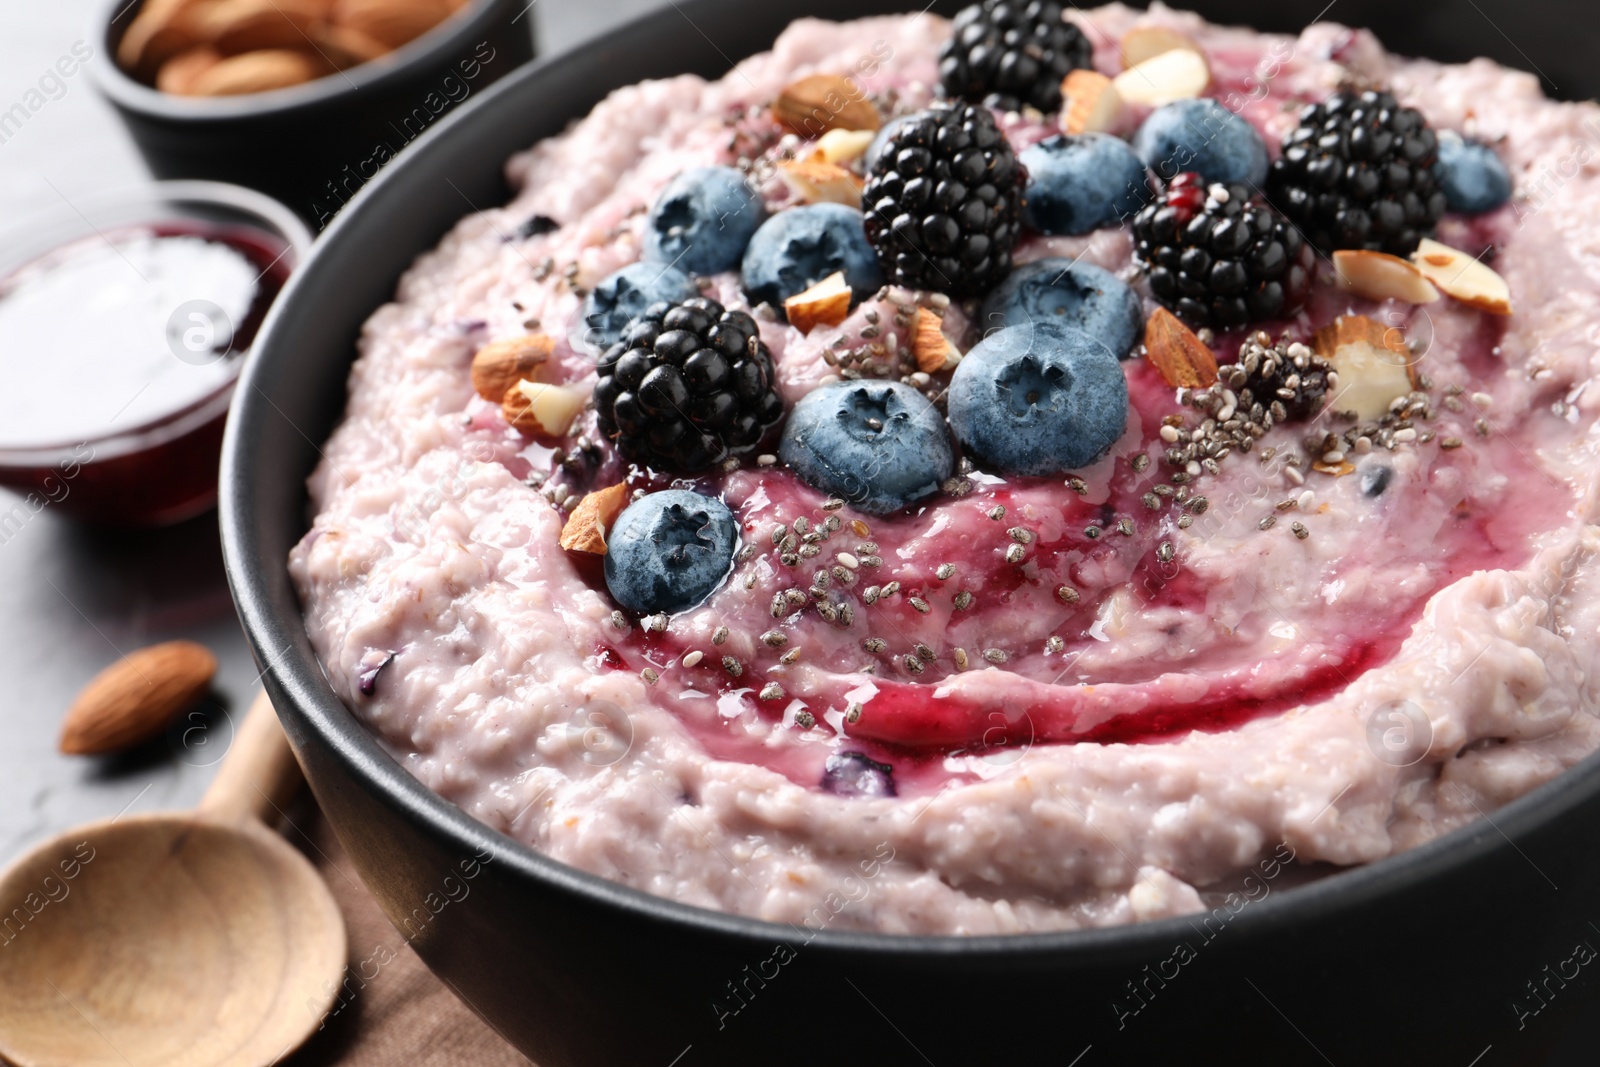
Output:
0,695,345,1067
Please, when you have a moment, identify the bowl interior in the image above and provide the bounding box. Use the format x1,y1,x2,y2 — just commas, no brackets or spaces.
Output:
220,0,1600,958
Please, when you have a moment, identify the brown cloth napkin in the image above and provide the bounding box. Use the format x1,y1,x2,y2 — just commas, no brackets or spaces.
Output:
282,808,534,1067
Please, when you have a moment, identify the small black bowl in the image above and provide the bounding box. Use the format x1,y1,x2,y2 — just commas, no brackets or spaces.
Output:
222,1,1600,1064
91,0,536,229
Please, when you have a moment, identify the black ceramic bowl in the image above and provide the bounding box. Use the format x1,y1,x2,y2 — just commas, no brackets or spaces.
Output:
92,0,536,229
221,2,1600,1064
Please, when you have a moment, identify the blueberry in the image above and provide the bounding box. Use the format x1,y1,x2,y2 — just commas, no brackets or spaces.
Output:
581,262,698,351
821,751,896,797
1020,134,1152,235
1434,132,1512,214
643,166,767,275
979,257,1142,360
603,490,739,615
779,380,953,515
741,203,884,310
1133,99,1269,187
947,323,1128,475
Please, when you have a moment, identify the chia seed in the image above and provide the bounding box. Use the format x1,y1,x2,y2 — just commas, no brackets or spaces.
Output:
909,596,931,614
863,637,888,653
983,648,1008,664
722,656,743,677
953,590,974,611
987,505,1006,521
713,626,730,645
759,682,785,701
936,563,956,580
1005,543,1026,564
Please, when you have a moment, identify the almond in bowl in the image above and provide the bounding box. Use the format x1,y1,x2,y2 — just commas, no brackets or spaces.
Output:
120,0,470,95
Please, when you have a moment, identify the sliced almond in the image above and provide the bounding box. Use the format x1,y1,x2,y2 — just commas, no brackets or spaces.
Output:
559,482,630,554
1111,47,1210,108
1332,250,1440,304
156,46,224,95
471,333,553,402
1060,69,1125,136
1313,314,1415,421
188,49,325,95
1142,308,1218,388
1119,25,1204,68
200,0,325,55
784,272,852,334
806,127,876,166
332,0,453,49
912,308,961,374
60,641,217,756
503,380,587,440
772,73,881,137
776,159,864,207
1409,238,1513,315
1312,460,1356,477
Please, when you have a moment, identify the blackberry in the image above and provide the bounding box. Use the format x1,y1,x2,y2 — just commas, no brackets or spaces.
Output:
938,0,1092,113
1132,173,1314,330
1267,89,1446,256
593,297,784,473
861,102,1025,297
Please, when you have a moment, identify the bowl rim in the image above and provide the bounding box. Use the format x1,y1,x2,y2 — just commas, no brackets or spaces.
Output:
91,0,515,120
0,178,312,465
220,0,1600,960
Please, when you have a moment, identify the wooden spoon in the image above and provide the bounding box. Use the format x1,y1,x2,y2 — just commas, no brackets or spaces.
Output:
0,692,346,1067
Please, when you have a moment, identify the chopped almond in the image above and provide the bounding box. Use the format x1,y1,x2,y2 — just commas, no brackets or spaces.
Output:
776,159,864,207
1333,250,1440,304
912,308,961,373
471,333,553,402
1111,47,1209,107
503,380,587,440
772,74,881,136
1143,308,1218,388
559,482,630,554
1409,238,1513,315
1313,315,1415,421
1060,69,1125,136
785,272,852,334
806,127,875,166
1119,25,1204,68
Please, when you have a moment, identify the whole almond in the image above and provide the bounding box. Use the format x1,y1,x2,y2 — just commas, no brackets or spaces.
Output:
313,23,392,67
772,74,882,137
471,334,553,402
333,0,453,50
1143,308,1218,388
60,641,218,756
156,46,224,94
117,0,209,78
188,49,324,95
200,0,326,56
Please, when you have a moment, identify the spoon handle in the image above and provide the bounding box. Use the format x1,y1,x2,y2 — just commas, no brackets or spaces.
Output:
197,691,304,825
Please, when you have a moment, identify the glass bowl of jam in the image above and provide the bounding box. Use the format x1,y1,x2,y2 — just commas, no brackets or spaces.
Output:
0,180,311,526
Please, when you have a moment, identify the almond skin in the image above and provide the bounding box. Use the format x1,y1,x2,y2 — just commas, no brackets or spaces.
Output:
471,334,553,402
1143,308,1218,388
156,46,224,95
117,0,209,78
772,74,881,137
332,0,454,50
188,49,325,95
559,483,630,554
200,0,326,56
61,641,217,756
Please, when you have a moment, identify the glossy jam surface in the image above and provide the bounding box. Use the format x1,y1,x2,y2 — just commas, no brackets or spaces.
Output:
0,223,288,451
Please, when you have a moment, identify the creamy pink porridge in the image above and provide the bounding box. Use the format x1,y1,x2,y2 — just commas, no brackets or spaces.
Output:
290,3,1600,934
